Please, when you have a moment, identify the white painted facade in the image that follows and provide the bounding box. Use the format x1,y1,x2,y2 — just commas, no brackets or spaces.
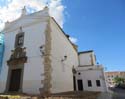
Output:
79,51,96,66
75,51,108,92
50,18,79,93
0,7,78,95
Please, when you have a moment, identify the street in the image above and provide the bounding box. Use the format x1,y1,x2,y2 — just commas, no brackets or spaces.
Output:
109,87,125,99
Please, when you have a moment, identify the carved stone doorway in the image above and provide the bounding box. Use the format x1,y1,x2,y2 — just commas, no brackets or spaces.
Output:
6,47,27,93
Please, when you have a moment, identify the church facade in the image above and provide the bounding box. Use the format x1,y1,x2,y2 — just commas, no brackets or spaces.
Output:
0,7,79,95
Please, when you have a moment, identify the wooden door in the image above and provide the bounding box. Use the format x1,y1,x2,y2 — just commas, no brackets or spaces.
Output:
77,80,83,91
73,76,76,91
8,69,22,92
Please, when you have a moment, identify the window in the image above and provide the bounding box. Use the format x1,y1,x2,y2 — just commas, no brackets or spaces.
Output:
88,80,92,87
15,32,24,48
18,35,23,46
96,80,101,87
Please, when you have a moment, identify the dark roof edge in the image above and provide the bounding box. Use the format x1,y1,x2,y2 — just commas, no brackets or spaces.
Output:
78,50,94,54
105,71,125,73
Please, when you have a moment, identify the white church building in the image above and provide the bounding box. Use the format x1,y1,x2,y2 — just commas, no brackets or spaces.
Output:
0,7,107,95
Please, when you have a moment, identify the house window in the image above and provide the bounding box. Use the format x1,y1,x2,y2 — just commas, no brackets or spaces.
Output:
88,80,92,87
96,80,101,87
15,32,24,48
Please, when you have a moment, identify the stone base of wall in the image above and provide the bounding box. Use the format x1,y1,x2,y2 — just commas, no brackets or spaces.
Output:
0,91,101,99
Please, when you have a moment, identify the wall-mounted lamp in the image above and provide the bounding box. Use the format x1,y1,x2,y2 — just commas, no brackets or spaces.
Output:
39,45,45,56
61,55,67,62
72,66,77,74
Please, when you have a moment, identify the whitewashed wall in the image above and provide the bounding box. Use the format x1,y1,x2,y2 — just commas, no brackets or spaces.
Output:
75,66,108,92
22,22,47,94
79,52,96,66
50,18,79,93
0,10,49,94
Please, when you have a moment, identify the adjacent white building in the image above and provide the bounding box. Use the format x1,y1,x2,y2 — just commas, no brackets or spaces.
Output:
0,7,78,95
74,50,108,92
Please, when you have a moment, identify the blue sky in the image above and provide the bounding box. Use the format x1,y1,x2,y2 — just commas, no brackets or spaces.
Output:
62,0,125,71
0,0,125,71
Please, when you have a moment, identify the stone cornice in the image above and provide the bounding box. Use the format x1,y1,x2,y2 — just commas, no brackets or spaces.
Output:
3,17,49,33
7,47,27,66
3,9,49,33
7,57,27,66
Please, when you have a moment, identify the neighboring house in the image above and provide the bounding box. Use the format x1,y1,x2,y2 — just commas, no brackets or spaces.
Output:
105,71,125,87
73,50,108,92
0,7,79,95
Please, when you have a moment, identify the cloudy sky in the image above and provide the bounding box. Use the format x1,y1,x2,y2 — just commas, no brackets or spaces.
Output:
0,0,77,43
0,0,64,29
0,0,125,71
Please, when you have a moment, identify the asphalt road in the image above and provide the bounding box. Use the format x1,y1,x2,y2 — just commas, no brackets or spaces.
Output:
109,87,125,99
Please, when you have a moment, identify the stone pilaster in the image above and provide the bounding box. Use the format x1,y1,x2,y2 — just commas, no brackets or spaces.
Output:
40,18,52,96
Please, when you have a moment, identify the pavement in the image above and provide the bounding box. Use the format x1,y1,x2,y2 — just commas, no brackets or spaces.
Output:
97,87,125,99
97,92,112,99
109,87,125,99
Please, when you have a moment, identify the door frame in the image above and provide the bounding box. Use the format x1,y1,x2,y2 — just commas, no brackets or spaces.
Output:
77,79,84,91
5,64,24,93
73,76,76,91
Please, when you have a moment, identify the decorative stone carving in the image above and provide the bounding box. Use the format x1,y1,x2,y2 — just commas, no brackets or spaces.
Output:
7,47,27,65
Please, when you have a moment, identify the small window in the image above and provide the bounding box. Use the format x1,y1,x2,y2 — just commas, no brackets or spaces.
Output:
15,32,24,48
96,80,101,87
88,80,92,87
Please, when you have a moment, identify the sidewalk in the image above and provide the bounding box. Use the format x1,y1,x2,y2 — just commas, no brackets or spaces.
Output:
97,92,112,99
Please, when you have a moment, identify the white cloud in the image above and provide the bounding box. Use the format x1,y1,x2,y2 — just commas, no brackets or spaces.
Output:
0,22,4,31
0,0,65,31
49,0,64,27
69,37,78,44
